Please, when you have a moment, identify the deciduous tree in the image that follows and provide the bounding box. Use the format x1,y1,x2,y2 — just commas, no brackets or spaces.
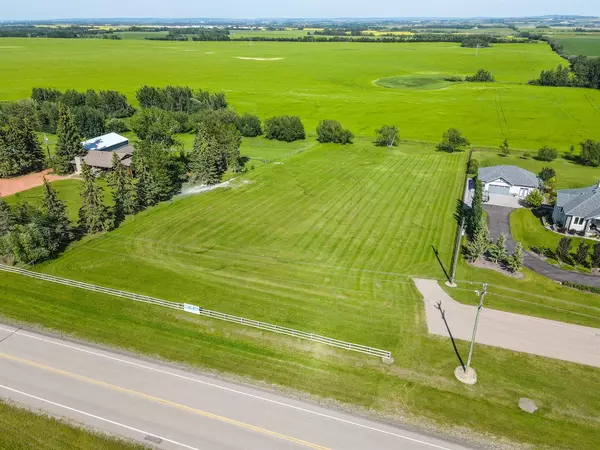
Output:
373,125,399,147
436,128,470,153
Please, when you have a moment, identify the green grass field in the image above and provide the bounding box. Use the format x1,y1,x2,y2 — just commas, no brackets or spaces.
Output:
0,400,145,449
2,37,600,447
2,38,600,149
1,139,600,447
553,34,600,57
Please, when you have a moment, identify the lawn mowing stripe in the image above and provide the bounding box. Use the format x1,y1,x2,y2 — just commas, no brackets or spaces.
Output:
309,149,401,262
334,152,421,271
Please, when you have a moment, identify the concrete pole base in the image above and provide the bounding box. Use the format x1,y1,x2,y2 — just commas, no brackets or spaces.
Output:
444,281,457,288
454,366,477,385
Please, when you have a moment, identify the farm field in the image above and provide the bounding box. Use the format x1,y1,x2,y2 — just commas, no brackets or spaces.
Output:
2,38,600,149
553,34,600,57
0,140,599,448
0,400,143,449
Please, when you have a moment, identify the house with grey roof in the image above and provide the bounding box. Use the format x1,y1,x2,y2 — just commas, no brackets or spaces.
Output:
478,165,540,199
552,182,600,234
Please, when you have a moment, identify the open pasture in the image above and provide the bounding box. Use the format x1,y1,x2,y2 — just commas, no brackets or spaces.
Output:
1,38,600,149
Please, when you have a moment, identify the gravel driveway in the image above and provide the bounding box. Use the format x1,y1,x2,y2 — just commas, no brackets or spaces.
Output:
484,205,600,288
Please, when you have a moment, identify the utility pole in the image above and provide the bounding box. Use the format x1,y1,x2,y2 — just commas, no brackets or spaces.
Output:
466,283,486,372
446,216,464,287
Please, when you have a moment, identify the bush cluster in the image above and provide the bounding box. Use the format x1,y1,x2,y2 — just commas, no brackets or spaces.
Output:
264,116,305,142
316,120,354,144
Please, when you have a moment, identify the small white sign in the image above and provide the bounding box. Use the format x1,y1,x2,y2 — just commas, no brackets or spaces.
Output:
184,304,201,315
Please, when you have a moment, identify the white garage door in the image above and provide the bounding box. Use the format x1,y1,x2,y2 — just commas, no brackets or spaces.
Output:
488,184,510,195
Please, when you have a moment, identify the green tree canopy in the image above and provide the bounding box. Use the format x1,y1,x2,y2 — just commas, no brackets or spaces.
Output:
373,125,399,147
436,128,470,153
316,120,354,144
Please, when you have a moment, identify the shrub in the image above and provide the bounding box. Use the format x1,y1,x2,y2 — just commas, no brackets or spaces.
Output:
524,189,544,208
563,281,600,294
467,158,479,175
465,69,495,82
538,167,556,182
579,139,600,167
444,76,463,82
264,116,305,142
106,118,128,134
316,120,354,144
536,146,558,162
235,113,262,137
521,152,531,160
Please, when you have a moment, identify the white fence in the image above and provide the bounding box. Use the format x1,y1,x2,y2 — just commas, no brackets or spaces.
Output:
0,264,392,360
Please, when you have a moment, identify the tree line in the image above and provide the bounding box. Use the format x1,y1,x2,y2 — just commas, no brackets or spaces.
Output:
234,34,528,44
529,56,600,90
0,25,121,39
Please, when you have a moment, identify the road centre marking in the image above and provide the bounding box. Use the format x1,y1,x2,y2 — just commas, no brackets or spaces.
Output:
0,352,329,450
0,325,453,450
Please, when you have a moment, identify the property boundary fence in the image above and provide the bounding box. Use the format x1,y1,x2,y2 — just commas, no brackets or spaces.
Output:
0,264,392,360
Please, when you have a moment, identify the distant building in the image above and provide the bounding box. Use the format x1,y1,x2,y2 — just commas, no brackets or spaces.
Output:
82,132,131,152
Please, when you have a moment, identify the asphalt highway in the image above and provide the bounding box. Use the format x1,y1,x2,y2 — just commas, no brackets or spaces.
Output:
0,324,473,450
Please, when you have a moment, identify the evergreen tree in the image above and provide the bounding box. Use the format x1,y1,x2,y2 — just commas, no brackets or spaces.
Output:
466,178,484,239
78,163,109,233
465,226,489,262
488,233,507,264
556,237,572,263
132,141,184,210
507,242,525,273
0,118,45,177
54,105,83,175
0,196,15,236
189,138,221,185
575,241,590,267
42,178,72,244
592,242,600,268
499,138,510,157
109,153,136,226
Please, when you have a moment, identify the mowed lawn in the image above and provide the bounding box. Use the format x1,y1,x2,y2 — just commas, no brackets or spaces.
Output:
1,141,600,447
2,39,600,149
0,400,144,449
34,141,465,342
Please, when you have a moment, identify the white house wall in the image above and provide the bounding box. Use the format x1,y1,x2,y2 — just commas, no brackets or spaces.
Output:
484,179,533,197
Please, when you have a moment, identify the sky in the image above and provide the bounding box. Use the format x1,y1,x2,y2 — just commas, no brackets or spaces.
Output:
1,0,599,21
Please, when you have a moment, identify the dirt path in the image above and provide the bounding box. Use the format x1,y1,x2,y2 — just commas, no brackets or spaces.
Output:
414,278,600,368
0,170,73,197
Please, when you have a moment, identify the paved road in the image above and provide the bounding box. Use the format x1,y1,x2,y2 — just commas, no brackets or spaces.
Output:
484,205,600,288
414,279,600,368
0,324,472,450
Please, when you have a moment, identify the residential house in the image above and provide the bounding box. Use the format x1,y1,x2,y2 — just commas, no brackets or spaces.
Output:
478,165,540,199
552,182,600,234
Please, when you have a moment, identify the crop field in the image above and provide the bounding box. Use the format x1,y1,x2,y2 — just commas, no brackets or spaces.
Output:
2,38,600,149
553,34,600,57
0,400,143,449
